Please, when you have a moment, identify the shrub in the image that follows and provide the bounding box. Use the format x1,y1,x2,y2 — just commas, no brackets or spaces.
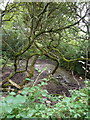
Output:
0,80,89,119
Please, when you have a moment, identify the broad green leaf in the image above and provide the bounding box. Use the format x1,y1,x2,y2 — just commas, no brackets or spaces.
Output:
25,78,31,81
4,105,13,113
9,92,16,96
16,112,27,118
38,70,42,73
13,95,26,104
41,82,47,86
7,115,15,118
0,107,3,114
27,110,36,117
21,90,29,95
79,93,87,96
5,96,15,104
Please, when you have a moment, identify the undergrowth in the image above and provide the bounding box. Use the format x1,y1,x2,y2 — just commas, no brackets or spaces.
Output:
0,79,89,119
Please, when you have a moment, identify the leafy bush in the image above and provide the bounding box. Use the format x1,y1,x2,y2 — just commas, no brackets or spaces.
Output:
2,29,26,59
0,80,89,119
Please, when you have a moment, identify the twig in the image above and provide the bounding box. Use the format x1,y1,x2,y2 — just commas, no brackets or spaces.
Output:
0,88,17,92
33,67,47,86
72,71,80,87
8,79,21,89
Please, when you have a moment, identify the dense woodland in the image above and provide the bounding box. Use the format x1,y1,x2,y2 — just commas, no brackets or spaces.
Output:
0,1,90,119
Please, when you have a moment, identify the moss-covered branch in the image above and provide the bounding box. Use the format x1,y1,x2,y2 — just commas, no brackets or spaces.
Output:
20,55,39,86
34,42,60,74
51,61,59,75
51,48,90,62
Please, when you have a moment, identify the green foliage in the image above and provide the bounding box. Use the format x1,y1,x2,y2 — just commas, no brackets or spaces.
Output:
0,80,89,119
2,2,89,77
39,55,47,60
0,56,13,68
35,67,47,73
2,29,27,59
58,37,89,77
25,78,34,82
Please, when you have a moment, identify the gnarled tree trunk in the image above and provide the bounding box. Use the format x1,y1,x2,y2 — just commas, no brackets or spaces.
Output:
21,54,39,86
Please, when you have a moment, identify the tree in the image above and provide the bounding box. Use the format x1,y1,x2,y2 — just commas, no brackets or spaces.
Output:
1,2,90,88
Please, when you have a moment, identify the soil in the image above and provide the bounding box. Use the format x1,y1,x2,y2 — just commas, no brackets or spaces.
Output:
1,59,85,98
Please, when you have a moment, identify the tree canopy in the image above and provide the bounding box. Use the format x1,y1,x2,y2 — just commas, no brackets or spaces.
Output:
1,1,90,85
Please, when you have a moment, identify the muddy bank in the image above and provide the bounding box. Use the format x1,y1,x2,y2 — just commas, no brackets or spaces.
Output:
1,59,85,96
